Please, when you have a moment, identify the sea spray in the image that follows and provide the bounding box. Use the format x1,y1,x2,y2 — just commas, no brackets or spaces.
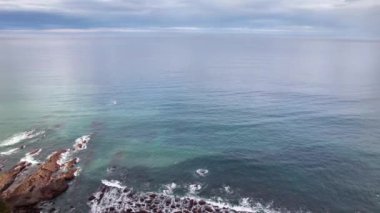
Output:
0,147,19,156
88,179,280,213
0,130,45,147
20,148,42,165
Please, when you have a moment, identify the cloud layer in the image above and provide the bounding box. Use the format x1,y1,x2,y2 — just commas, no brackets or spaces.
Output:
0,0,379,37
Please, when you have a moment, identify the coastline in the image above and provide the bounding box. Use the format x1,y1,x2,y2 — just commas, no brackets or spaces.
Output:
0,135,89,212
0,134,276,213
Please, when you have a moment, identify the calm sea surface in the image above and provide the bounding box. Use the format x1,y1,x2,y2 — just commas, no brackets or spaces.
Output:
0,33,380,212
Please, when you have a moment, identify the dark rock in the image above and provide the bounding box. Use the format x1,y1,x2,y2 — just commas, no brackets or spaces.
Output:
199,200,206,205
0,199,11,213
205,205,213,212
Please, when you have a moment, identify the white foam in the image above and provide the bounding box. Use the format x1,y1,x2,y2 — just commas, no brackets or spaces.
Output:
90,181,131,213
57,135,90,166
187,195,279,213
20,148,42,165
46,151,57,160
163,182,177,195
106,166,116,174
91,179,280,213
239,197,251,207
0,147,19,156
57,149,71,166
0,130,45,147
224,185,233,194
196,168,209,177
188,184,202,194
74,167,81,177
29,148,42,156
73,135,91,151
20,155,40,165
101,179,126,189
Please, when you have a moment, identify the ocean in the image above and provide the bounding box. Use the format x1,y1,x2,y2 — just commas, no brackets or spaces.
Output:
0,33,380,212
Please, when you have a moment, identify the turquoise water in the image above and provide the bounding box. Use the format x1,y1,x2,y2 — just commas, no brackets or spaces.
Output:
0,33,380,212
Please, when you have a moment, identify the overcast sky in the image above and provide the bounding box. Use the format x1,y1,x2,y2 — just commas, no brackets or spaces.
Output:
0,0,379,37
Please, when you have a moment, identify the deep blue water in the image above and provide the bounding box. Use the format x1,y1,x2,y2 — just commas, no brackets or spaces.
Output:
0,33,380,212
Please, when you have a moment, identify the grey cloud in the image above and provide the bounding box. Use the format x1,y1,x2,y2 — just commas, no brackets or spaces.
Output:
0,0,379,38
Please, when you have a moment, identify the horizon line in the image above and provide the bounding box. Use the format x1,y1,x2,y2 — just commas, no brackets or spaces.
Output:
0,27,378,41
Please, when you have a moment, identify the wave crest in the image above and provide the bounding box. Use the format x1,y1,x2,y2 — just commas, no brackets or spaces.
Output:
0,130,45,147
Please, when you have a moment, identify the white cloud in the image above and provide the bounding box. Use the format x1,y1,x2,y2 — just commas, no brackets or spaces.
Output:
0,0,378,13
0,0,379,37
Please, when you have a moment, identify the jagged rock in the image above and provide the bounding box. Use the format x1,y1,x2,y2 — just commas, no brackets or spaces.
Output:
0,150,78,208
199,200,206,205
0,162,29,192
0,135,91,211
88,183,248,213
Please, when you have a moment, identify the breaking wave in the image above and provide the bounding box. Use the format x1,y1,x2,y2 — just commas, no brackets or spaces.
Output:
101,179,126,189
20,148,42,165
0,130,45,147
73,135,91,152
162,182,177,195
0,147,19,156
54,135,91,174
188,184,202,194
88,180,280,213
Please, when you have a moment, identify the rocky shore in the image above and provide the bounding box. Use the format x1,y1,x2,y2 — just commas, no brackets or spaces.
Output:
1,135,261,212
88,180,253,213
0,136,90,212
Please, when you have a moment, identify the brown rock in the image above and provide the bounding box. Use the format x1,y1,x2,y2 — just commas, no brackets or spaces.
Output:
0,148,83,210
0,162,28,192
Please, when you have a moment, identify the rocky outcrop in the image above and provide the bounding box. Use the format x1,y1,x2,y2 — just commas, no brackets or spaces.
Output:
0,162,29,193
0,135,90,211
1,150,78,208
88,181,246,213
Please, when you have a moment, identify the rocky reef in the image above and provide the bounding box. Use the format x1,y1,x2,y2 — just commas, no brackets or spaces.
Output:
0,135,90,211
88,180,253,213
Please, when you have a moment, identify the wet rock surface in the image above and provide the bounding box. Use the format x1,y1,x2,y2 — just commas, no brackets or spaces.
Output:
0,135,90,211
89,182,246,213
